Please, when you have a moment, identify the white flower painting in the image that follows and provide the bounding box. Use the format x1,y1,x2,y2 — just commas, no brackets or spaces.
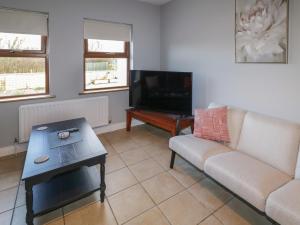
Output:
235,0,288,63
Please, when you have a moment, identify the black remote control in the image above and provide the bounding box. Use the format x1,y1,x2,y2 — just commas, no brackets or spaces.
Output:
58,128,79,134
67,128,79,133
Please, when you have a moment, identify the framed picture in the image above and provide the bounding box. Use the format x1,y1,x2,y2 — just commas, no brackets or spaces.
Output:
235,0,289,63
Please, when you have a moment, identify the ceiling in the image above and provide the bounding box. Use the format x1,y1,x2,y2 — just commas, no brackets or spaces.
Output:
137,0,173,5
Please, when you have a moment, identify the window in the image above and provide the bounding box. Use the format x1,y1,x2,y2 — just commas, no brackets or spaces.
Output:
84,39,130,90
0,9,48,99
84,20,131,91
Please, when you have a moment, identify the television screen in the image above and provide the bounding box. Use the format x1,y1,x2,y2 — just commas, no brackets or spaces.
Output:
129,70,193,115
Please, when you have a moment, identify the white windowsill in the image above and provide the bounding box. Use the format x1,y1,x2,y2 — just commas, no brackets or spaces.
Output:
0,94,55,103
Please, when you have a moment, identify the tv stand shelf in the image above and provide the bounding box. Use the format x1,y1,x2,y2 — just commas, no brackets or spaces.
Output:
126,109,194,136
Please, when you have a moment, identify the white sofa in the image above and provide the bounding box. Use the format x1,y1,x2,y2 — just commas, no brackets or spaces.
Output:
169,103,300,225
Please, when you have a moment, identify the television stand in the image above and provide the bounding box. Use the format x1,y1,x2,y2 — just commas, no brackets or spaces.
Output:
126,109,194,136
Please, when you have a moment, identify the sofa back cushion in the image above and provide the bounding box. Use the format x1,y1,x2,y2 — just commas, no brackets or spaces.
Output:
208,103,246,149
237,112,300,177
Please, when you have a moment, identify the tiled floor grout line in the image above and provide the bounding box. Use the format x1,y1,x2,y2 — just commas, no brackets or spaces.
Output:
106,181,139,199
105,154,167,198
105,196,120,225
127,163,165,183
0,180,20,193
101,132,167,225
105,140,168,172
196,213,212,225
0,208,14,215
102,130,168,150
106,167,169,199
104,130,168,149
106,134,234,225
106,150,141,199
137,177,157,205
116,135,238,224
167,170,204,189
99,155,166,206
9,152,218,225
9,209,15,225
199,202,225,225
104,137,208,209
0,184,20,195
106,168,171,202
213,214,226,225
118,204,155,225
196,194,235,225
121,155,152,168
3,128,262,225
104,137,189,225
156,206,172,225
2,133,164,224
10,173,23,225
195,198,232,225
115,142,166,156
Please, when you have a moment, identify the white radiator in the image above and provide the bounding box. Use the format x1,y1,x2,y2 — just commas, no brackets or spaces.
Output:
19,96,109,143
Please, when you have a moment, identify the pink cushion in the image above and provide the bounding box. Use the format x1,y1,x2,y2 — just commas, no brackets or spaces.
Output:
194,106,230,142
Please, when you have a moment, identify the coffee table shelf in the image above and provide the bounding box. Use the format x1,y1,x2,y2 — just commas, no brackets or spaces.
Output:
32,166,100,216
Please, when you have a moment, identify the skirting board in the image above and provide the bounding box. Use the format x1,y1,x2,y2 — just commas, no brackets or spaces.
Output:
0,143,28,158
0,119,144,158
94,119,144,135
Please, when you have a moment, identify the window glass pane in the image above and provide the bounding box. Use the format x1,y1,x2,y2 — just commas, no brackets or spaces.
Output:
0,32,42,51
85,58,127,89
87,39,125,53
0,57,46,97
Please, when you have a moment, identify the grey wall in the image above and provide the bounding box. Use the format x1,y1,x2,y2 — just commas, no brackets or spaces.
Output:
0,0,161,147
161,0,300,123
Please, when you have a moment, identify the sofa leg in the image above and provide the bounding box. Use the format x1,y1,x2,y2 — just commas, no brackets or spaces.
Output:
170,151,176,169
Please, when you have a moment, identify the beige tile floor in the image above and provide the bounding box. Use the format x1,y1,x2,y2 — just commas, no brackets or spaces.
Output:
0,125,273,225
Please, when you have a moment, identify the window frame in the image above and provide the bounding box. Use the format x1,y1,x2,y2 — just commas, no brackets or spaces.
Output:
0,35,49,99
83,39,130,92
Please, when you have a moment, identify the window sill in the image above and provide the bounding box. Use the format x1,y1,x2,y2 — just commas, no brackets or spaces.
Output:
0,94,56,103
79,87,129,95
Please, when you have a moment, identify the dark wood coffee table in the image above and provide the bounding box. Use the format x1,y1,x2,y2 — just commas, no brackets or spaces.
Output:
21,118,107,225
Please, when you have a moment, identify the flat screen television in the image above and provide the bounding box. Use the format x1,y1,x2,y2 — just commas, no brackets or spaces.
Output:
129,70,193,116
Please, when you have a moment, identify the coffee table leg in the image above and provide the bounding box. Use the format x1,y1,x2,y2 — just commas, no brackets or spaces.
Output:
25,181,34,225
100,163,106,202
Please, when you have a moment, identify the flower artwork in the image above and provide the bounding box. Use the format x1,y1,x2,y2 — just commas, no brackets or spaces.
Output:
235,0,288,63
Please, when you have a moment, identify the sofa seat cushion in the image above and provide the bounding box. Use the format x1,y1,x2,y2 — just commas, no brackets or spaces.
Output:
169,134,231,170
204,151,291,211
266,180,300,225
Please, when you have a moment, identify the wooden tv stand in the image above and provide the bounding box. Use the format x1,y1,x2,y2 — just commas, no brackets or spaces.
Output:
126,109,194,136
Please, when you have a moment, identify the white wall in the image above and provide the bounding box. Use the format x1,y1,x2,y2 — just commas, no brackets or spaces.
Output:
0,0,161,147
161,0,300,123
